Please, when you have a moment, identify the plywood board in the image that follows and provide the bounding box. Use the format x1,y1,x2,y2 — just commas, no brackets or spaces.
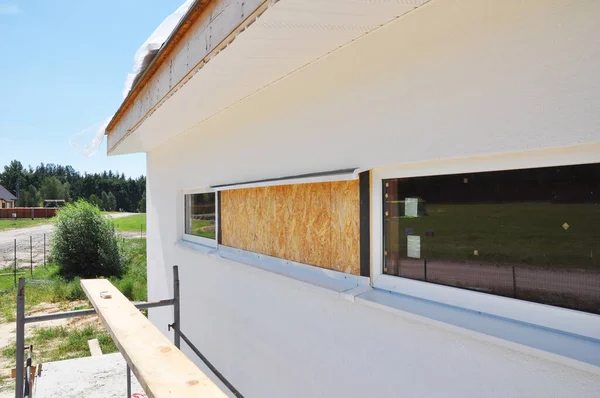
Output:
80,279,226,398
330,181,360,274
88,339,103,356
221,181,360,275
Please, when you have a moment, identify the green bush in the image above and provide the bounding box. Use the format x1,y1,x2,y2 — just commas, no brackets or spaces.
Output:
67,277,87,300
51,200,123,279
50,281,69,302
114,279,134,300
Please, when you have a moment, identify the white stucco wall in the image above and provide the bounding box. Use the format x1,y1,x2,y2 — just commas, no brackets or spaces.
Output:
143,0,600,396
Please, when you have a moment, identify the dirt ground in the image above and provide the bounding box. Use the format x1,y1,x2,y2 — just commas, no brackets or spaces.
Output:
0,301,103,396
32,353,144,398
0,213,141,396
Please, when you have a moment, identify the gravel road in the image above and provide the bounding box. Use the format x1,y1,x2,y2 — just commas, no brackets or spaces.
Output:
0,213,138,270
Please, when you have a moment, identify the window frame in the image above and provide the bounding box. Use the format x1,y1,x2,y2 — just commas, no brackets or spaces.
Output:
182,188,218,248
371,143,600,338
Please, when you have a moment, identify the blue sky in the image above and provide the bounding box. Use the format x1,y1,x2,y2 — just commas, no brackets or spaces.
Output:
0,0,185,177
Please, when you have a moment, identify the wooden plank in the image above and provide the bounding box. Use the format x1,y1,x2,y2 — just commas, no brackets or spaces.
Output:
11,366,36,379
81,279,226,398
88,339,103,356
221,181,360,275
330,181,360,275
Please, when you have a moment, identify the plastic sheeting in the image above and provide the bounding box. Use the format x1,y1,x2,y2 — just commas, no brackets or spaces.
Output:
70,1,193,158
122,0,194,99
69,118,110,157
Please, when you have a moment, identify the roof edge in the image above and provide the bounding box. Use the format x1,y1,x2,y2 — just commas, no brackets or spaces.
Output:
106,0,214,133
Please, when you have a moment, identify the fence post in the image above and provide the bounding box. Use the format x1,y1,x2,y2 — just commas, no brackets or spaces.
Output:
14,239,17,288
423,259,427,281
512,266,517,298
29,236,32,277
173,265,180,349
43,234,46,267
15,278,25,398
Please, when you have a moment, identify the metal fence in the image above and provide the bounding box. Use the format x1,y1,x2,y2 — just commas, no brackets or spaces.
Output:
386,259,600,314
0,233,50,286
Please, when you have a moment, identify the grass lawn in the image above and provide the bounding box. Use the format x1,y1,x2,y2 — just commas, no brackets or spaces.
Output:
112,213,146,232
1,323,118,365
0,239,147,321
386,203,600,268
0,239,147,365
190,219,216,239
0,218,53,231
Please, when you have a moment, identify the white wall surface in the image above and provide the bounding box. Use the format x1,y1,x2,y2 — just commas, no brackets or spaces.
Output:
138,0,599,188
147,250,600,397
144,0,600,396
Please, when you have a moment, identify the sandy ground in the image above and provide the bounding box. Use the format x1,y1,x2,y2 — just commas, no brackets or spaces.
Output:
0,301,102,397
0,213,139,270
33,353,144,398
0,213,142,396
0,300,145,398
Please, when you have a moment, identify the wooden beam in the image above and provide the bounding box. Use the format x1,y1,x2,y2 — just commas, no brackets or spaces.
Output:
81,279,226,398
11,366,36,379
88,339,103,356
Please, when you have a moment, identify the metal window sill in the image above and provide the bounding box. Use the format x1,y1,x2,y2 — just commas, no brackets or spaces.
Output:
175,239,218,255
175,243,600,372
355,287,600,372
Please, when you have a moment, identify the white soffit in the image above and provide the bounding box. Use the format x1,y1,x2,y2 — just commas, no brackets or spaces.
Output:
112,0,429,154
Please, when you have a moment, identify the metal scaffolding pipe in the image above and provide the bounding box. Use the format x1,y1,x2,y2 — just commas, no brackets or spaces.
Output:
173,266,181,350
170,326,244,398
15,266,182,397
15,278,25,398
24,299,175,324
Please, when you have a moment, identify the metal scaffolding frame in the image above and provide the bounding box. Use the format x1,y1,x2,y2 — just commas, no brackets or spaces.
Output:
14,266,181,398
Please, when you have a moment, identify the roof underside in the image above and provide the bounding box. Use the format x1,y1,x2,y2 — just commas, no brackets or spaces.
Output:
107,0,430,154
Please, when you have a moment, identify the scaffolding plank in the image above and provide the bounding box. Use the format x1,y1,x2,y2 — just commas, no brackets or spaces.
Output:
81,279,226,398
88,339,102,356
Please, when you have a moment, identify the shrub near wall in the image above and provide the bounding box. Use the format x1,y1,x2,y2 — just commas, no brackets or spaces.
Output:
51,200,123,279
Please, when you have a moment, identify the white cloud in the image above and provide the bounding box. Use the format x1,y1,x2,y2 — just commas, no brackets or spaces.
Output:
0,4,20,15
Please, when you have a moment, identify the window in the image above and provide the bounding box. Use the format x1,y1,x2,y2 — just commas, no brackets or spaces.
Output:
184,192,217,246
382,163,600,314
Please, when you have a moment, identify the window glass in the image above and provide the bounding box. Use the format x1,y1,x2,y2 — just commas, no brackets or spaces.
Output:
383,163,600,314
185,192,216,240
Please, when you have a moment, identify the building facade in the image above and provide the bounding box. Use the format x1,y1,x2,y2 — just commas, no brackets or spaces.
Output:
106,1,600,396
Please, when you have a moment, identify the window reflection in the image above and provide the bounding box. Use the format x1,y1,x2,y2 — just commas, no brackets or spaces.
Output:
383,163,600,313
185,193,216,240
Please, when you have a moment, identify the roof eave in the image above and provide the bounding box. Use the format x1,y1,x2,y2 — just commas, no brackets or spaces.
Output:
106,0,215,134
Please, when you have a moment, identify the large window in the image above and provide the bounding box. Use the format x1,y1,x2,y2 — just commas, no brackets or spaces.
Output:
184,192,217,246
383,163,600,314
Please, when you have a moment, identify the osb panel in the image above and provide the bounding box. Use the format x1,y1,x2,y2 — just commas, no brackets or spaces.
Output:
330,181,361,275
221,181,360,275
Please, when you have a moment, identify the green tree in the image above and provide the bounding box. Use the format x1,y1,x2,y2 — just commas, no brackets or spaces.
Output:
40,176,70,201
108,192,117,212
17,185,41,207
89,194,102,208
0,160,26,197
138,191,146,213
1,159,146,212
51,200,122,279
101,191,110,211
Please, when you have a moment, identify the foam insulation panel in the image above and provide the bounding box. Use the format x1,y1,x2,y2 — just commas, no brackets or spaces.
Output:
221,181,360,275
